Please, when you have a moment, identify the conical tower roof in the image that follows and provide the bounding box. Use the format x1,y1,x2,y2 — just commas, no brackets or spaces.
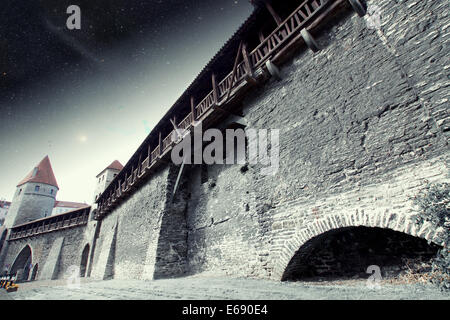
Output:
17,155,59,188
105,160,123,171
96,160,123,177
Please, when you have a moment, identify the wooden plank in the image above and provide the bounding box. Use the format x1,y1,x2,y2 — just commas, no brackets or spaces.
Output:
265,2,282,26
226,41,243,101
290,16,297,32
305,3,312,15
298,7,308,20
242,43,253,75
147,142,152,161
294,12,302,25
191,96,196,122
273,32,282,45
306,0,342,30
138,153,142,175
284,20,291,34
312,0,320,10
212,73,218,105
159,132,162,156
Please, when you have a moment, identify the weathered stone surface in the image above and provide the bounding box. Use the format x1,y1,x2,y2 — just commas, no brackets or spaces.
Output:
1,0,448,282
2,226,89,281
39,237,64,280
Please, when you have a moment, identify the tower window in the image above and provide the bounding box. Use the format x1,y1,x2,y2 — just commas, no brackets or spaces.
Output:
18,189,22,195
35,186,40,192
50,189,54,195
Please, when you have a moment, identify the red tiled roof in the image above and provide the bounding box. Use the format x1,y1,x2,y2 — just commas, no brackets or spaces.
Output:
106,160,123,171
97,160,123,177
54,201,89,209
17,156,59,188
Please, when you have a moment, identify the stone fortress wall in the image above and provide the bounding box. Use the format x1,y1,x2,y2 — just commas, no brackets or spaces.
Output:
1,0,448,282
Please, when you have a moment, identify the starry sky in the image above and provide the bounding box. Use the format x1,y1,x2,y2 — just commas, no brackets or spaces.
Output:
0,0,253,203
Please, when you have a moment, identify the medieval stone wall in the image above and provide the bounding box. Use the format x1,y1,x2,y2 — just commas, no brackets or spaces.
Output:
2,224,89,280
90,165,176,280
181,0,449,279
10,0,447,283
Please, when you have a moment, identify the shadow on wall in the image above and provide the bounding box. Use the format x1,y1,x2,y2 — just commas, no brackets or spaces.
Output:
80,244,90,278
10,245,32,282
0,229,7,253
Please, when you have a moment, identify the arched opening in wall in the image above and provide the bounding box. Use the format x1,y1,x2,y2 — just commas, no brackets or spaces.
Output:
281,226,442,282
80,244,90,278
30,263,38,281
10,245,32,282
0,229,7,253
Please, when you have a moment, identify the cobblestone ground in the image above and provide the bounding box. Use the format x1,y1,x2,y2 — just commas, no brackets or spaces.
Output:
2,275,450,300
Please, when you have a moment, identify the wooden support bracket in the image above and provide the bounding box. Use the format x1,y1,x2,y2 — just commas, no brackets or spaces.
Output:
226,41,243,101
158,132,162,157
242,43,258,85
348,0,366,17
190,96,196,124
212,73,219,105
264,1,282,26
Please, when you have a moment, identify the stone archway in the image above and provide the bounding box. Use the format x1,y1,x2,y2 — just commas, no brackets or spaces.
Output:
281,226,441,281
0,229,7,253
80,244,90,277
272,210,444,280
10,245,32,282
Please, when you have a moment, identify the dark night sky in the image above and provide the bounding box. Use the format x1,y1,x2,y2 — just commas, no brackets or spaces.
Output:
0,0,253,203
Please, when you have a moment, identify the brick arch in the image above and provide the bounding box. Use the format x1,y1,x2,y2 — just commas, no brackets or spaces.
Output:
271,210,443,280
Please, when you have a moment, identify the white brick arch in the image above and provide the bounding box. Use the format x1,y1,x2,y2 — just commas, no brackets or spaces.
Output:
271,210,444,280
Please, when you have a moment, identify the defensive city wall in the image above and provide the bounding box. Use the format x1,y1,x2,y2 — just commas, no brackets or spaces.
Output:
1,0,448,282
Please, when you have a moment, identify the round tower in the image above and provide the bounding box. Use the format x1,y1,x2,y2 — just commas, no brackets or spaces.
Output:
4,156,59,228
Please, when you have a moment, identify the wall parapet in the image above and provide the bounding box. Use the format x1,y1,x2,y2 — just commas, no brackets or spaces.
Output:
8,207,90,241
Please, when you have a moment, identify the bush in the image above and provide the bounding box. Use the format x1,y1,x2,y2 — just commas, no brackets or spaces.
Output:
413,182,449,291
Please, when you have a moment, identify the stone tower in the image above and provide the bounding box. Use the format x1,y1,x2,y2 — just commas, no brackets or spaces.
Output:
4,156,59,228
93,160,123,203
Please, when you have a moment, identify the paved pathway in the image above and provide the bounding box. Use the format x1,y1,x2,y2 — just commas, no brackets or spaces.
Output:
6,276,450,300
